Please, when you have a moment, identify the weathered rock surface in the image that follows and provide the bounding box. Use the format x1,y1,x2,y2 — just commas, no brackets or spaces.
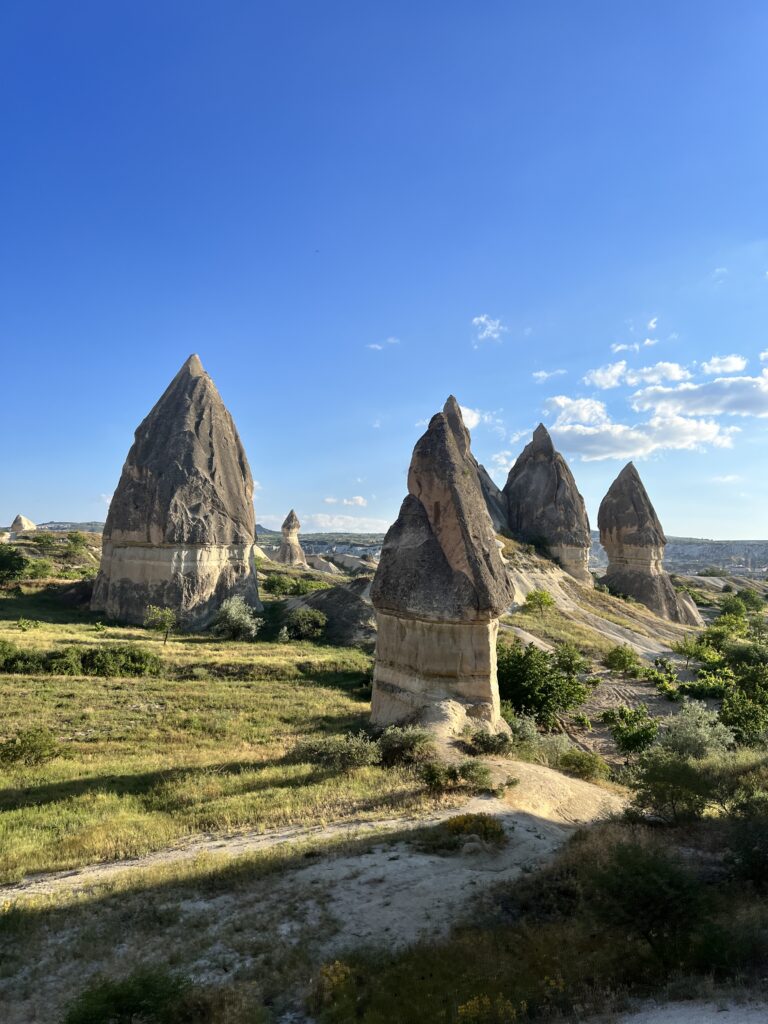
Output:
275,510,307,566
328,552,378,573
306,554,343,575
371,396,512,734
475,463,509,534
285,577,376,649
503,424,592,584
598,462,702,626
10,515,36,535
91,354,260,627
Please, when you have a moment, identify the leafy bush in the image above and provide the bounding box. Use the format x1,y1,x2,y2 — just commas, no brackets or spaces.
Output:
212,596,263,640
63,967,188,1024
379,726,437,767
34,532,59,552
720,687,768,745
24,558,54,580
79,644,162,678
602,644,641,678
629,747,710,821
720,594,748,618
285,607,327,640
143,604,178,644
418,813,507,853
497,638,591,729
677,666,735,699
262,573,292,595
656,700,734,760
601,705,659,756
16,617,41,631
295,731,382,772
557,746,609,781
467,730,513,756
499,706,539,743
522,588,555,616
0,726,60,766
262,573,331,597
737,588,765,612
418,759,493,793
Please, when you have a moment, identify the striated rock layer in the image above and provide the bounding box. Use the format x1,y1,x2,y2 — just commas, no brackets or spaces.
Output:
503,424,592,583
92,355,260,627
275,509,307,566
598,462,702,626
371,396,512,734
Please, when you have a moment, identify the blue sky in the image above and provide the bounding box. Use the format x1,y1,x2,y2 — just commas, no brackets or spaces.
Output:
2,2,768,539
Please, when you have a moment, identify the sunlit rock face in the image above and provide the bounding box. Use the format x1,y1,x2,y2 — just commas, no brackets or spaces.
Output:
91,354,260,627
275,509,307,566
371,397,512,735
502,424,593,584
598,462,702,626
10,515,36,535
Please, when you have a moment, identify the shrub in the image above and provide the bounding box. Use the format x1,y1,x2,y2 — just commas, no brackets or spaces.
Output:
522,588,555,616
285,607,327,640
677,666,735,699
557,746,609,781
672,635,701,668
602,644,641,678
0,547,28,583
720,594,748,618
143,604,178,644
262,574,292,596
737,588,765,612
295,731,382,772
656,700,734,760
418,759,493,793
66,530,88,550
276,625,290,643
497,639,591,729
572,712,592,730
720,687,768,745
47,646,86,675
499,706,539,744
0,726,60,766
24,558,54,580
16,617,41,631
0,640,46,674
418,813,507,853
212,596,263,640
379,726,437,767
728,819,768,890
79,643,162,678
34,532,59,552
630,747,710,821
468,731,513,756
601,705,659,756
63,967,188,1024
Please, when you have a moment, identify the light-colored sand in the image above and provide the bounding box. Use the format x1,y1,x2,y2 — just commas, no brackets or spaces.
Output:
610,1002,768,1023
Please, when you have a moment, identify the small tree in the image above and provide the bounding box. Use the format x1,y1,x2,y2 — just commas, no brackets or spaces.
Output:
737,588,764,613
66,531,88,551
720,594,747,618
0,547,27,584
603,644,642,679
34,532,59,553
671,634,700,669
143,605,178,645
212,597,263,641
601,705,659,756
523,589,555,618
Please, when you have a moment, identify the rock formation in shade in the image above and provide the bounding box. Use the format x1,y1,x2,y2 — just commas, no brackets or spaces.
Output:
275,510,307,566
475,462,509,533
502,424,593,584
371,396,512,734
598,462,702,626
10,514,36,534
91,354,260,627
306,554,343,575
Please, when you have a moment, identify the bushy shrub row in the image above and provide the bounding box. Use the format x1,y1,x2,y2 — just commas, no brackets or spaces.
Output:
0,640,161,678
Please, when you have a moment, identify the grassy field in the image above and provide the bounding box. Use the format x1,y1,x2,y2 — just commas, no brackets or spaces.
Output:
0,587,435,883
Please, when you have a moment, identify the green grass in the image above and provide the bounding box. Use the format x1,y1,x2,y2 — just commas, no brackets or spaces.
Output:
502,606,617,660
0,590,435,882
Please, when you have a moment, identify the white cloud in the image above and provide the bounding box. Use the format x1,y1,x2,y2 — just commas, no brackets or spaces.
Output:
323,497,338,504
472,313,508,345
611,342,640,354
713,267,729,282
342,496,367,507
385,336,400,345
302,513,392,532
701,354,748,374
551,414,737,462
366,343,384,351
253,480,263,492
643,337,659,347
582,360,627,389
459,405,505,436
372,418,381,429
100,493,113,508
760,350,768,362
367,336,400,351
631,370,768,418
711,474,742,484
545,395,610,426
624,362,692,386
532,369,566,383
647,317,658,330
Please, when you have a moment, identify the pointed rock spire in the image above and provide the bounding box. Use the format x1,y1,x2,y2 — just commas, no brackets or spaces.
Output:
598,462,701,625
371,398,512,734
91,355,260,626
275,509,307,566
502,424,592,583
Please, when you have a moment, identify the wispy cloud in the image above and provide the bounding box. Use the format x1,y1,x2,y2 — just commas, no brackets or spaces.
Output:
711,474,742,484
323,497,338,504
459,405,505,436
471,314,508,346
632,370,768,418
366,336,400,351
760,350,768,362
342,496,367,507
643,337,659,347
624,362,691,386
532,369,566,383
612,342,640,354
701,354,748,374
366,343,384,351
647,317,658,330
303,513,392,532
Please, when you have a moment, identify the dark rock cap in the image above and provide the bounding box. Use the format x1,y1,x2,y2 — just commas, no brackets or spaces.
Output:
102,354,256,546
372,396,511,620
282,510,300,532
598,462,666,548
503,423,590,548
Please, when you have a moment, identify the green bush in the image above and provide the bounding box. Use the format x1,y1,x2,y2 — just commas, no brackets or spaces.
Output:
499,706,539,743
0,547,29,583
557,746,609,781
629,747,710,821
720,687,768,745
262,574,292,595
677,666,735,699
467,730,513,756
285,607,327,640
79,643,162,678
0,726,60,766
418,813,507,853
497,638,591,729
656,700,734,760
24,558,54,580
737,588,765,612
720,594,748,618
522,588,555,616
212,596,263,641
63,967,188,1024
601,705,659,756
602,644,641,678
143,604,178,644
295,731,382,772
379,726,437,767
34,532,59,552
418,759,493,793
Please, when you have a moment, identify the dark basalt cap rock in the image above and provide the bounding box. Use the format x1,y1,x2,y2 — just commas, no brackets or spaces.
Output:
598,462,666,548
282,509,300,532
103,354,256,546
372,396,511,620
503,423,590,547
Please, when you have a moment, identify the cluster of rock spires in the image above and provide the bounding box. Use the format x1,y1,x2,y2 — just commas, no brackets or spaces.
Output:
370,397,512,735
598,463,702,626
92,355,261,628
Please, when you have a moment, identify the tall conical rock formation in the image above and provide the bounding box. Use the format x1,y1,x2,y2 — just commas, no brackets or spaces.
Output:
502,424,592,583
275,509,307,566
371,396,512,734
598,462,701,625
10,514,36,534
91,355,260,626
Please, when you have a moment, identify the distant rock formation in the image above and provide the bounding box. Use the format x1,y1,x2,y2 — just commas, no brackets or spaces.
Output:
598,463,702,625
371,396,512,735
91,354,260,627
275,510,307,566
328,552,378,573
10,514,36,535
475,462,509,533
502,424,592,584
306,554,343,575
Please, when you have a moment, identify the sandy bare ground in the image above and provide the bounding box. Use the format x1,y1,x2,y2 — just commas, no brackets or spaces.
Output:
1,761,623,1024
608,1002,768,1023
